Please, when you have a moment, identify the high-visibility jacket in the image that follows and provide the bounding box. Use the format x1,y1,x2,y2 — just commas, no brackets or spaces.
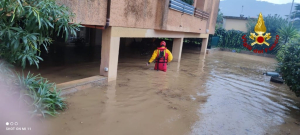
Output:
148,47,173,72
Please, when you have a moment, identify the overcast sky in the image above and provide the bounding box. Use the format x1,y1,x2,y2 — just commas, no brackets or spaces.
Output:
256,0,299,4
219,0,298,17
221,0,299,4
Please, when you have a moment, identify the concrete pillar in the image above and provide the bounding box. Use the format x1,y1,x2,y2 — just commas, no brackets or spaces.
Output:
100,27,120,82
172,38,184,62
201,38,209,54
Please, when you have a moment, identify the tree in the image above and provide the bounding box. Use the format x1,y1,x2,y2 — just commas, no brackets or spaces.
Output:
290,4,300,29
217,9,223,24
215,8,223,29
0,0,80,69
277,24,298,44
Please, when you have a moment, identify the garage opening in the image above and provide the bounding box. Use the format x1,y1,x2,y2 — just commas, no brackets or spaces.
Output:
15,27,103,84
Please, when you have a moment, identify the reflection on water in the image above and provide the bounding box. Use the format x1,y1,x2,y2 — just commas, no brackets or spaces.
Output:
43,50,300,135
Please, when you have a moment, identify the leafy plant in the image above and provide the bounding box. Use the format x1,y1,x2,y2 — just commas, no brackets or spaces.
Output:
0,0,81,69
216,8,223,25
277,43,300,97
214,27,248,50
290,4,300,30
17,71,66,117
277,24,298,44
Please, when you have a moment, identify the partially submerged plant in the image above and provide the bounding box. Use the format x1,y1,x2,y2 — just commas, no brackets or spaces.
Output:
17,71,66,118
277,43,300,97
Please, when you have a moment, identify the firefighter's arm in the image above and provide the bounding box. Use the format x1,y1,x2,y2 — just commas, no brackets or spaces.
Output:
148,50,158,63
166,49,173,63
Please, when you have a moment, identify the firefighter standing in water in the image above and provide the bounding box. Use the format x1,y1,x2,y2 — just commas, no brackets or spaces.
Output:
146,41,173,72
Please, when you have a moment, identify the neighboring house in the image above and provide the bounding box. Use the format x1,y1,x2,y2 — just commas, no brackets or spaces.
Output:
56,0,220,82
222,15,248,32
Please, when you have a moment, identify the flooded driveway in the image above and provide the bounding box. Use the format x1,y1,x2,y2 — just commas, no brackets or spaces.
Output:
41,50,300,135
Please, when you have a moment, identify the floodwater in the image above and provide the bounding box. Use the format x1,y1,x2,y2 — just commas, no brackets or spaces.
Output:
40,49,300,135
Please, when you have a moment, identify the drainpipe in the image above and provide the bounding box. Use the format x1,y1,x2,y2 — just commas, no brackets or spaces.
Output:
104,0,111,29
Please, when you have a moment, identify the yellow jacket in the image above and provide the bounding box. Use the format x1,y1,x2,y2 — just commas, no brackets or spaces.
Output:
148,47,173,63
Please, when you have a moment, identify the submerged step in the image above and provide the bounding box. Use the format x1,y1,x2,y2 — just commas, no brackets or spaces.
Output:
57,76,107,96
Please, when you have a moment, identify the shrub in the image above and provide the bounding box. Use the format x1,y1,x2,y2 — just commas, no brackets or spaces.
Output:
17,72,66,117
0,0,80,69
214,27,248,50
277,43,300,97
0,60,66,118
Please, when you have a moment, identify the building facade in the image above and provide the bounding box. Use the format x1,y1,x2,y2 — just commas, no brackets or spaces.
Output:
222,16,248,32
56,0,220,82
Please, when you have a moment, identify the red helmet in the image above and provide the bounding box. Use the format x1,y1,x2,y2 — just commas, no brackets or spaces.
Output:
160,41,166,46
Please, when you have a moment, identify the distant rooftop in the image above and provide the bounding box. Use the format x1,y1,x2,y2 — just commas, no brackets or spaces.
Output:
223,16,248,20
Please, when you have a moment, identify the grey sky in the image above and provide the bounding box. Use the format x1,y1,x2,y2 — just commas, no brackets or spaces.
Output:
219,0,299,18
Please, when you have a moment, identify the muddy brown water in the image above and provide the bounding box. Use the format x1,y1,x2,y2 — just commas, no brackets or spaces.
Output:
35,50,300,135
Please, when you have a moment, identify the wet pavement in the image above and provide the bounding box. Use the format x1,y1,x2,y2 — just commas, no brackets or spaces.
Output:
38,49,300,135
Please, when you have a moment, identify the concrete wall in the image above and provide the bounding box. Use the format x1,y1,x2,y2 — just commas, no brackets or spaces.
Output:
56,0,107,25
166,10,207,33
57,0,220,34
207,0,220,34
223,18,248,32
110,0,158,29
196,0,205,10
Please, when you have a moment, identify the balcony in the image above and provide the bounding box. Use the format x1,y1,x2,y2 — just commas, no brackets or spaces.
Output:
169,0,195,15
194,8,210,20
168,0,210,20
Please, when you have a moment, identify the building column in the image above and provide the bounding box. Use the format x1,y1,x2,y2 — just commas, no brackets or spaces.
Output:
201,38,209,54
172,38,184,62
100,27,120,82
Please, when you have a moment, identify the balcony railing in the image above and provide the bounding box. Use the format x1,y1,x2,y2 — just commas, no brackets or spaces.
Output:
194,8,209,20
169,0,194,15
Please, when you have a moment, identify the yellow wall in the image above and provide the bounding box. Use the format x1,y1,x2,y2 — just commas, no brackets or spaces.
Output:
223,18,248,32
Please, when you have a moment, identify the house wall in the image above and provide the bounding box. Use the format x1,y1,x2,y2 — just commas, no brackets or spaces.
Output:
56,0,107,25
223,18,248,32
110,0,159,29
165,10,207,33
207,0,220,34
57,0,220,34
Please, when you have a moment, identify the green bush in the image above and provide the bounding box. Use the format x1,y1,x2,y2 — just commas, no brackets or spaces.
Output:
17,72,66,117
214,27,248,50
277,43,300,97
0,60,66,118
0,0,80,69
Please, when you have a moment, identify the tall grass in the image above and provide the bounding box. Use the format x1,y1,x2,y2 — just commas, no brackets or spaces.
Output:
0,60,66,118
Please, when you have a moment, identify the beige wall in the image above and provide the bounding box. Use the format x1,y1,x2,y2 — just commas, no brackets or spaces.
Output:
166,10,208,33
223,18,248,32
196,0,205,10
56,0,107,25
57,0,220,34
110,0,159,29
207,0,220,34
